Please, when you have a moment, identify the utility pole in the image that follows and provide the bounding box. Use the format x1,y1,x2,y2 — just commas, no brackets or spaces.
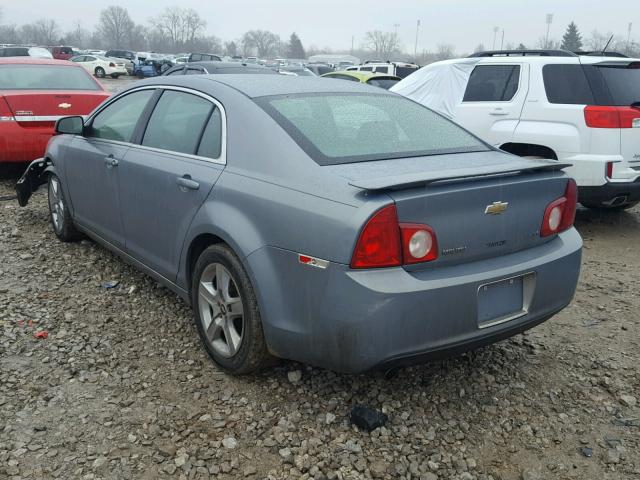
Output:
492,26,499,49
545,13,554,49
627,23,633,54
500,29,505,49
351,36,354,56
414,20,420,60
394,23,400,37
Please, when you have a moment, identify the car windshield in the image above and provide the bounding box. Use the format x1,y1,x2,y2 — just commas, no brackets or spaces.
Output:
367,78,400,90
0,65,100,90
258,93,488,165
596,64,640,106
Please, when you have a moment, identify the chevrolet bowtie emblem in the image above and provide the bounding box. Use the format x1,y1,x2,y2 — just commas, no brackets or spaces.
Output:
58,103,72,109
485,201,509,215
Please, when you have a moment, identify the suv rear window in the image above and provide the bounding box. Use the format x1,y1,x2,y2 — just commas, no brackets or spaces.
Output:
463,65,521,102
596,64,640,106
543,64,595,104
257,93,488,165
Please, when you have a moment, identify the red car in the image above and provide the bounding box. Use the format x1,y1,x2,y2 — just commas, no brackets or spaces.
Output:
49,46,76,60
0,58,111,164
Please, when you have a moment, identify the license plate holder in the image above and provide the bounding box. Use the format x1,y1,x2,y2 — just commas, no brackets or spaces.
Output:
477,273,535,328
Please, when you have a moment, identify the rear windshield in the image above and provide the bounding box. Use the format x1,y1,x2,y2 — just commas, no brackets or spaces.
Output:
367,78,400,90
0,65,100,90
257,93,488,165
596,64,640,106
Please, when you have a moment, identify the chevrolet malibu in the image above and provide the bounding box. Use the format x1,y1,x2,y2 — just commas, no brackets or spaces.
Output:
0,58,111,165
16,75,582,374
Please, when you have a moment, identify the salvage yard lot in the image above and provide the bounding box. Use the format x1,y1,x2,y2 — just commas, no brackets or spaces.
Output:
0,178,639,480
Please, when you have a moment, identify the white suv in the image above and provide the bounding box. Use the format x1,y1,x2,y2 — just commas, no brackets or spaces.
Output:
347,61,419,78
393,50,640,210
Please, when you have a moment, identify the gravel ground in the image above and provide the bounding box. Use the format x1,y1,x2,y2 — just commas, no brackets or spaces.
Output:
0,174,639,480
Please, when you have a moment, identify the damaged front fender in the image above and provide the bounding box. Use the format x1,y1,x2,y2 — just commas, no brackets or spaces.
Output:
16,158,55,207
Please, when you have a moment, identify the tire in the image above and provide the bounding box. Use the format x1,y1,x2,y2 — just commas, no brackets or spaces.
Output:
191,244,273,374
136,70,144,79
94,67,105,78
110,73,119,79
47,174,81,242
581,200,639,211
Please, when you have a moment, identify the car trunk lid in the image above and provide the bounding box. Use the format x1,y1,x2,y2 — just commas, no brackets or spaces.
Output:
2,91,110,127
331,151,571,268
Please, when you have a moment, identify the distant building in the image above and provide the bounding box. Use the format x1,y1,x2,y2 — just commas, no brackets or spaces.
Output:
307,54,360,66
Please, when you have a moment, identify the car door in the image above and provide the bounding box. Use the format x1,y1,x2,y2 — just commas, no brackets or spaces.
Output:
118,88,225,281
454,63,529,146
63,89,156,248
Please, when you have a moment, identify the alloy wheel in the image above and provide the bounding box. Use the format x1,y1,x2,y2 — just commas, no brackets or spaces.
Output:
198,263,244,358
48,176,64,233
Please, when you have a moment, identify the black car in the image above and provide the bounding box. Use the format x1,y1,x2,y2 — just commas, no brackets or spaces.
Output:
105,49,137,62
162,61,278,76
188,53,222,62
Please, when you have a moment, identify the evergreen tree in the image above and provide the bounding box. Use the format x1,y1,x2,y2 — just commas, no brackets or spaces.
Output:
561,22,583,51
516,43,527,50
287,32,305,59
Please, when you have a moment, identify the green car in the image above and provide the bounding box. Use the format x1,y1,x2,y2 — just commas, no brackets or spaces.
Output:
322,71,401,90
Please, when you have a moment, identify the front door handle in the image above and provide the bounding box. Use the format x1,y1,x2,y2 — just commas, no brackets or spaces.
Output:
176,175,200,191
104,155,119,168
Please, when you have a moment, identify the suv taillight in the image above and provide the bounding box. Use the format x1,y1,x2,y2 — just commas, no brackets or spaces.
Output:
540,179,577,237
350,205,438,269
584,105,640,129
0,97,15,122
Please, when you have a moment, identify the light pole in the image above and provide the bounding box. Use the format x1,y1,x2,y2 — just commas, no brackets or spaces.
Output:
394,23,400,37
501,29,505,50
414,20,420,60
492,26,499,49
545,13,554,49
627,23,633,54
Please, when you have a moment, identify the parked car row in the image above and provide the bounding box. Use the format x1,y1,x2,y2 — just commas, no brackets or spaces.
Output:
11,56,585,375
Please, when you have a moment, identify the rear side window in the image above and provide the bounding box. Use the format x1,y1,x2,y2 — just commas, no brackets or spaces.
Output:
89,90,154,142
543,64,595,105
463,65,521,102
196,109,223,159
142,91,213,155
258,93,488,165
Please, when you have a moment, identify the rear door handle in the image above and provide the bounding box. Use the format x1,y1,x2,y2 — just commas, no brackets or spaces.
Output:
489,109,509,116
176,175,200,191
104,155,119,168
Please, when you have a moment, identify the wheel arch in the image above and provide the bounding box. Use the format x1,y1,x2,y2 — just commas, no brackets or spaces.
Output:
500,142,558,160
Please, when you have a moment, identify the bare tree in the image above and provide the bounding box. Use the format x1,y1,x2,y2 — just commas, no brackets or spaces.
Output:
64,20,90,49
242,30,281,57
435,44,456,60
99,6,134,48
585,30,614,51
152,7,207,52
224,41,238,56
364,30,400,59
20,19,59,45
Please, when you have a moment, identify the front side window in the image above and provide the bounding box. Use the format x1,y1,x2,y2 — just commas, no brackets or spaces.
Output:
89,90,154,142
463,65,521,102
258,93,488,165
142,90,213,155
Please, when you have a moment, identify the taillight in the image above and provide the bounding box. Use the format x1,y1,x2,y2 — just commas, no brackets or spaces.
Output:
400,224,438,264
351,205,438,269
540,179,577,237
109,62,116,67
0,97,15,122
584,105,640,129
351,205,402,268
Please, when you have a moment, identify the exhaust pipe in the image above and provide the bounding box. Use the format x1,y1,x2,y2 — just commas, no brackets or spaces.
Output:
603,195,628,207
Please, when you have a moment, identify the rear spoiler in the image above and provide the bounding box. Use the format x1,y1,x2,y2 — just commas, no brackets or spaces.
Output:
348,161,572,191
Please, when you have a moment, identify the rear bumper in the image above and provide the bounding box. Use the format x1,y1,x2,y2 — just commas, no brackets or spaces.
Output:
247,229,582,373
0,125,53,163
579,179,640,205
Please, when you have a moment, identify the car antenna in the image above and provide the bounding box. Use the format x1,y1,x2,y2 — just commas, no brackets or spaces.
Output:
601,35,614,55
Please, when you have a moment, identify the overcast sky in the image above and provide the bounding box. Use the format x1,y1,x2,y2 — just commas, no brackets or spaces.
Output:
2,0,638,53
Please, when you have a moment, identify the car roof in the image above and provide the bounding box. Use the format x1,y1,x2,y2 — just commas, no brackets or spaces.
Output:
0,57,75,66
142,74,391,98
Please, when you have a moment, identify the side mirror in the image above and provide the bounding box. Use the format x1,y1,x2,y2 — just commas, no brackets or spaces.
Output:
55,116,84,135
